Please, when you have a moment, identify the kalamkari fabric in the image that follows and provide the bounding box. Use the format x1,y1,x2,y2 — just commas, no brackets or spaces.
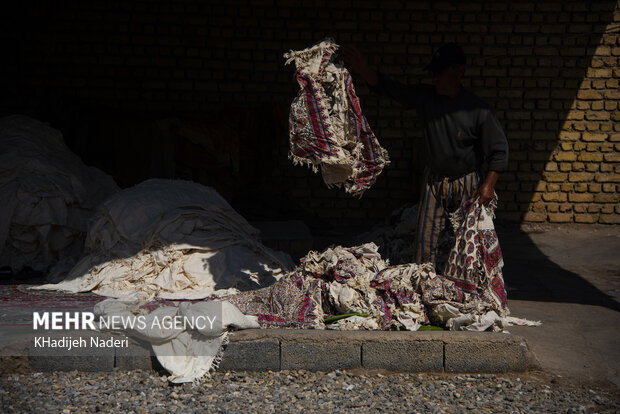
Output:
444,195,508,316
224,240,514,332
284,38,389,197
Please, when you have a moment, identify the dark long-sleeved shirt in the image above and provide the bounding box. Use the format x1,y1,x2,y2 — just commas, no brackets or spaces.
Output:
373,73,509,177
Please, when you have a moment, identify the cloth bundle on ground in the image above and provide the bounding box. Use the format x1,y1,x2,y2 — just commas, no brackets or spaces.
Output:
34,179,294,299
254,200,533,329
226,230,510,333
284,38,389,197
94,296,259,383
0,115,119,274
95,198,537,382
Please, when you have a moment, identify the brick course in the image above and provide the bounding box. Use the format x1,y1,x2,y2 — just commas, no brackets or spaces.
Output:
1,0,618,225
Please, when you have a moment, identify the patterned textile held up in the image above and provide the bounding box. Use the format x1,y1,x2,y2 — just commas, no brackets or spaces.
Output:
284,38,389,197
443,197,508,316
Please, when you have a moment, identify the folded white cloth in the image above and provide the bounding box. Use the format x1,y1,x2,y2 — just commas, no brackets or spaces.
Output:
94,297,259,383
35,179,294,300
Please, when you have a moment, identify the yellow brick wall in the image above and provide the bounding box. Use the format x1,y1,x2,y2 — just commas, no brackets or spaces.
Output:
527,31,620,224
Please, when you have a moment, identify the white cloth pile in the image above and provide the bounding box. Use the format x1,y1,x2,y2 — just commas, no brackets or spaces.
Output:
94,295,259,383
0,115,119,273
34,179,294,299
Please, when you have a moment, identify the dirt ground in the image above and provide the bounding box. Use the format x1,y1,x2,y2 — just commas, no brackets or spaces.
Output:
498,222,620,388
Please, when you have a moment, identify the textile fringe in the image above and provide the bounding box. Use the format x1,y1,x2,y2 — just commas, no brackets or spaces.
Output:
288,151,354,173
485,196,498,218
504,316,542,327
191,332,230,386
289,151,320,173
283,38,339,67
349,142,363,160
345,182,368,199
448,208,461,233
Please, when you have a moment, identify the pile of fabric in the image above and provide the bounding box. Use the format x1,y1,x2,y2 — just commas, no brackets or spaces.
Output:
92,198,537,383
0,115,119,275
35,179,294,299
226,243,477,332
94,297,260,383
227,197,513,334
284,38,389,197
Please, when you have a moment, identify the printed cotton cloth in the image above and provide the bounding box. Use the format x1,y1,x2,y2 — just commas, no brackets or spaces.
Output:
97,236,535,383
444,196,508,316
224,241,515,333
284,38,389,196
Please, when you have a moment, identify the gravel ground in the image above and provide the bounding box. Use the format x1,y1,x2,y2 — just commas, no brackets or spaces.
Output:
1,369,618,413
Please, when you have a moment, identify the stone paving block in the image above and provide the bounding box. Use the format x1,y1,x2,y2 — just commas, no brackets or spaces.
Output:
362,340,443,372
444,339,529,373
115,338,153,370
29,331,115,372
219,340,280,371
20,326,535,374
281,343,360,371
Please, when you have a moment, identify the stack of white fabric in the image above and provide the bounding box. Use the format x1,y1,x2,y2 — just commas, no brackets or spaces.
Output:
94,296,260,383
35,179,294,299
0,115,119,273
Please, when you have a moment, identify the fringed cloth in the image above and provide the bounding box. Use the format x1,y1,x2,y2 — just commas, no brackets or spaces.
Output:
443,196,508,317
225,241,523,332
284,38,389,197
226,244,430,331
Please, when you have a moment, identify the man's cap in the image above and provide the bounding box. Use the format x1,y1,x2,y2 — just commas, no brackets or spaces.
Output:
424,43,466,73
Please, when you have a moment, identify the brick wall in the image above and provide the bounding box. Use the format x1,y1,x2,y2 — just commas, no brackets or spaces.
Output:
530,39,620,224
1,0,618,227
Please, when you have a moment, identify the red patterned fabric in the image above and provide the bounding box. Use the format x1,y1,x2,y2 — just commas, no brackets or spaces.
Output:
443,197,508,315
285,38,389,197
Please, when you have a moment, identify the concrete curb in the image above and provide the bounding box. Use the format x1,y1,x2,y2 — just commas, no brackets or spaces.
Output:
1,328,539,374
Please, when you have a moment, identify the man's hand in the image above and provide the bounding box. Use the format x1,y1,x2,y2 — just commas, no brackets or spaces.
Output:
477,171,499,205
341,45,378,86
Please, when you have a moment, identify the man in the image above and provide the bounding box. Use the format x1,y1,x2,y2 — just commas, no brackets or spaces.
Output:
343,43,509,270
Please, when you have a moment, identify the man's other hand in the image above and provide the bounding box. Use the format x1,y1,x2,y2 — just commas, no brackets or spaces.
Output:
477,182,495,205
477,171,499,205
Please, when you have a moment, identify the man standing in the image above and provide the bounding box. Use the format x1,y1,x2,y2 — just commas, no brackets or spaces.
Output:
343,43,509,270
